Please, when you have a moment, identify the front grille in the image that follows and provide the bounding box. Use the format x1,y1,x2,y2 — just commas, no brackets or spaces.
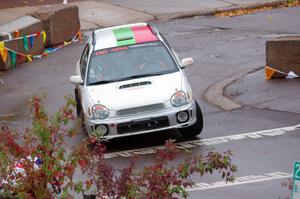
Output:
117,116,169,134
116,103,165,117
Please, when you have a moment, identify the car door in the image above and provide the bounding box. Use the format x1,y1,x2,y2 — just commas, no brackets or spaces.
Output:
77,44,90,113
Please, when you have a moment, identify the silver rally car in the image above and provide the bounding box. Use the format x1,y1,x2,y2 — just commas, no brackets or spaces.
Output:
69,23,203,140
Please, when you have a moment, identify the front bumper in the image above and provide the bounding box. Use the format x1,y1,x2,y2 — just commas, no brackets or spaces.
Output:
84,100,197,140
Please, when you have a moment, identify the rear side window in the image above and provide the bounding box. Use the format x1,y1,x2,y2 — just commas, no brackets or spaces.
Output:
80,44,90,80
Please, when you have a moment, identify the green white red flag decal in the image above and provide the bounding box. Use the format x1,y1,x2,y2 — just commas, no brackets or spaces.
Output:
96,26,158,50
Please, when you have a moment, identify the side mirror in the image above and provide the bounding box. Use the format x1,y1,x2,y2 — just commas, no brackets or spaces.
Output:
181,58,194,68
69,75,83,85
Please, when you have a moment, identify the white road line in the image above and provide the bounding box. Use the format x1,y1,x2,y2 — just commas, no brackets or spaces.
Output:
187,172,292,191
104,124,300,159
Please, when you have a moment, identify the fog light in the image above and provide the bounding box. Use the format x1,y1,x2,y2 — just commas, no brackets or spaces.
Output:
95,124,108,136
177,111,189,123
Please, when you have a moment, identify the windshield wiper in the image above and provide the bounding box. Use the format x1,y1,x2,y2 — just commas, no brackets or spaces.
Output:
121,73,164,80
88,80,117,86
88,73,164,86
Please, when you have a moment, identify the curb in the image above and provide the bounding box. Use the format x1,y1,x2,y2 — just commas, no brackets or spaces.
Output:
203,66,263,111
156,0,288,21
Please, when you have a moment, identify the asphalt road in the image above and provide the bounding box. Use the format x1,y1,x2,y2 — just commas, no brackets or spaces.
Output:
1,6,300,199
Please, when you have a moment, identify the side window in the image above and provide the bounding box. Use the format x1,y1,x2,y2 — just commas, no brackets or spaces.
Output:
80,44,90,80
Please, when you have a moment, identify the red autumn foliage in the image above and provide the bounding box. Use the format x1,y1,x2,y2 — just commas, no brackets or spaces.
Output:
0,96,82,198
0,97,237,199
83,139,237,199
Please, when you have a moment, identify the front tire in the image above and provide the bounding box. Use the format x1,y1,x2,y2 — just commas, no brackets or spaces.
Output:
179,101,203,138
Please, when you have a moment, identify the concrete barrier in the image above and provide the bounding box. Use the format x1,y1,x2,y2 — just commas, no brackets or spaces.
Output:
31,4,80,47
265,36,300,79
0,16,44,70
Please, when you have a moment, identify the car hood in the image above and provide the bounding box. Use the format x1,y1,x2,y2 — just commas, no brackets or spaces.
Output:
87,72,182,110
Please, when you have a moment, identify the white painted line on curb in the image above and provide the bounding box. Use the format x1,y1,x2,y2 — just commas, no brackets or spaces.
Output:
104,124,300,159
187,171,291,191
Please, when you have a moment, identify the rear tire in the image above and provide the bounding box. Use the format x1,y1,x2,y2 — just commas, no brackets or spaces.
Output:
75,89,87,134
75,89,81,117
179,101,203,138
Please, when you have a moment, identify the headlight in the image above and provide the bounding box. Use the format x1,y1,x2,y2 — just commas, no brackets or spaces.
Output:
92,104,109,119
170,91,186,107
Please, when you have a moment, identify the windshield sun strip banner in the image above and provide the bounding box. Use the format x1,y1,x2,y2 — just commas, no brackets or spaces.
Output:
128,42,160,49
95,46,129,56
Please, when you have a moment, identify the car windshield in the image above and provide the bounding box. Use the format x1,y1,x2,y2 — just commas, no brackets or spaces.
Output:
87,42,179,85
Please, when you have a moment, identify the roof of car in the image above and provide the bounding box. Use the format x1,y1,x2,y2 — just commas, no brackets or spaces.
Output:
92,23,160,51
